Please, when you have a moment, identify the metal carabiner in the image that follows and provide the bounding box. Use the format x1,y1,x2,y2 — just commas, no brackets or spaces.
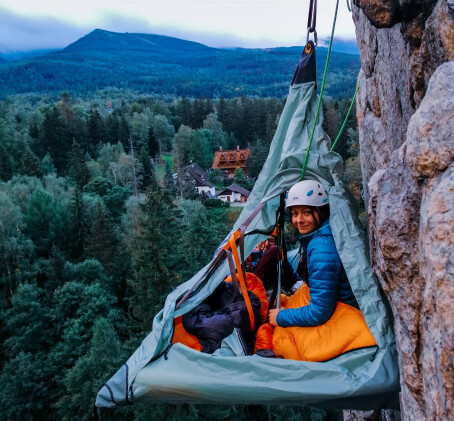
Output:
306,28,318,46
306,0,318,45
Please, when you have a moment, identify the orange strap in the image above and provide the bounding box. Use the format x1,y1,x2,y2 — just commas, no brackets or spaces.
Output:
228,233,255,332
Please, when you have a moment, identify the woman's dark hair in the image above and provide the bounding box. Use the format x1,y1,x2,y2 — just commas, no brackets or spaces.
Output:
317,204,330,223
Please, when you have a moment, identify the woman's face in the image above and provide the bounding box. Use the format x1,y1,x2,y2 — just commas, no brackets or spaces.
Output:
290,205,320,235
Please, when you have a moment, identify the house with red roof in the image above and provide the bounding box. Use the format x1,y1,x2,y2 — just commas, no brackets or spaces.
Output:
212,146,250,176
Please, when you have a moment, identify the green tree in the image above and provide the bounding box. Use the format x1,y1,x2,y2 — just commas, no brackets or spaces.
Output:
50,281,122,369
0,143,14,181
178,201,213,280
189,128,212,169
163,162,178,198
103,185,133,223
67,188,89,261
192,98,206,128
97,142,124,178
148,126,160,160
128,174,181,334
0,192,34,305
3,284,52,355
246,137,269,179
331,97,357,161
67,140,90,188
323,100,339,142
41,152,56,175
18,147,43,178
0,351,51,420
118,114,130,150
87,108,106,156
233,168,253,190
172,125,192,173
56,318,124,421
62,259,109,286
176,97,193,127
203,112,229,151
152,114,175,153
86,201,118,275
23,189,65,258
41,106,68,173
131,112,150,149
83,176,113,197
104,112,119,144
209,168,224,188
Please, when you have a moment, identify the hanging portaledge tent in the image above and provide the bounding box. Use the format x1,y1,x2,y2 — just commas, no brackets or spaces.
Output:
96,41,400,414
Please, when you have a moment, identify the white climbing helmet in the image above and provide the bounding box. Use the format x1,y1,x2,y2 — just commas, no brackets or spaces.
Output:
285,180,328,208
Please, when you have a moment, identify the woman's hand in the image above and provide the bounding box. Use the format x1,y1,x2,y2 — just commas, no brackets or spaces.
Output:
268,309,281,327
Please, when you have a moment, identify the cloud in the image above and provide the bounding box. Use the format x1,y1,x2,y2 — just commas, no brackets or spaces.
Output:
0,7,356,56
0,8,89,53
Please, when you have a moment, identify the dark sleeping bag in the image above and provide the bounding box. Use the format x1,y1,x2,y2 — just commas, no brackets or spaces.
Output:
182,281,262,354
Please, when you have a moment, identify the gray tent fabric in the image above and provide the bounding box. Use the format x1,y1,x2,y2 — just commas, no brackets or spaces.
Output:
96,47,400,412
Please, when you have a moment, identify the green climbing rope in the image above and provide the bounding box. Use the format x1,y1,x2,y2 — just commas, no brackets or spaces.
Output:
330,77,362,152
300,0,340,180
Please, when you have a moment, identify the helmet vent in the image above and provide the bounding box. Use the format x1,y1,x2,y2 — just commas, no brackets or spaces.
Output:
307,190,313,196
318,192,323,196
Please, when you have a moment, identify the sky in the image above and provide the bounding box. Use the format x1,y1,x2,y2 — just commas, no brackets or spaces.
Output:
0,0,356,55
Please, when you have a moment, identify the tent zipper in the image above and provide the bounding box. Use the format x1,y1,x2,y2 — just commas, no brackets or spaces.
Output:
236,328,249,355
369,346,379,362
163,343,173,360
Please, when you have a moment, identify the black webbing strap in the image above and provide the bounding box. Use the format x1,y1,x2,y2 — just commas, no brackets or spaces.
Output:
225,249,240,298
239,202,266,274
267,193,286,310
307,0,318,45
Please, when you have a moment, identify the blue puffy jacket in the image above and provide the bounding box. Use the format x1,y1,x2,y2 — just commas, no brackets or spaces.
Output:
276,219,358,327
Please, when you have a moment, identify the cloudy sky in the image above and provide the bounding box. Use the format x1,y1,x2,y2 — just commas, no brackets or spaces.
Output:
0,0,356,54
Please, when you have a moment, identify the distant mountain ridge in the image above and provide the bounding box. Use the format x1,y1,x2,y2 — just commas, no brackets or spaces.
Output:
64,29,216,54
0,29,361,99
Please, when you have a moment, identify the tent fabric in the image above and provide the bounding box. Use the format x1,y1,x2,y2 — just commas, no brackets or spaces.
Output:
96,45,400,412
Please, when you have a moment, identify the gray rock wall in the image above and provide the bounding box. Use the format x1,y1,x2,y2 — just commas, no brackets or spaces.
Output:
350,1,454,420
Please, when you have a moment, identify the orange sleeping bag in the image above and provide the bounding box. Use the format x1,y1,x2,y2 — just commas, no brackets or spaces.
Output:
272,284,377,362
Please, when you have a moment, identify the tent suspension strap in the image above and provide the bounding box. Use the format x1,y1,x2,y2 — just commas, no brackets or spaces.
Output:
330,77,362,152
306,0,318,45
300,0,340,180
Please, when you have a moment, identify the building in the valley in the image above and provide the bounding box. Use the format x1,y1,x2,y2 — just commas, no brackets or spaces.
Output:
217,183,250,203
212,146,250,176
184,163,216,197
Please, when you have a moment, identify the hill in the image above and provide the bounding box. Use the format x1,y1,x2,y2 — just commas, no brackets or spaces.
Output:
0,29,360,99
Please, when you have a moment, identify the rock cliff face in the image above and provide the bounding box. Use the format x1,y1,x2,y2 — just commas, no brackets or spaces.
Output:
351,1,454,420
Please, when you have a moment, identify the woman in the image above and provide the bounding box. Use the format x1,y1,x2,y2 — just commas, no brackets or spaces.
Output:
268,179,359,328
